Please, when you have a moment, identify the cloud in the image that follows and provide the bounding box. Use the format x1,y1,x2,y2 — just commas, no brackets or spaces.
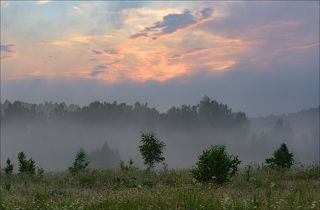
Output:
73,6,82,14
1,44,15,53
92,50,104,55
0,1,10,8
130,8,214,40
90,65,107,77
1,2,317,86
91,49,122,58
36,0,50,4
1,44,16,59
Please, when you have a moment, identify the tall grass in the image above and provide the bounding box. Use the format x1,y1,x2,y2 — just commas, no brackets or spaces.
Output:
1,165,319,210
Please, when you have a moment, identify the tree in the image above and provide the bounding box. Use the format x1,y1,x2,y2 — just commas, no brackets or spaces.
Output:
265,143,294,169
69,149,90,174
89,142,121,169
17,152,35,174
4,158,14,175
139,132,165,170
192,145,241,184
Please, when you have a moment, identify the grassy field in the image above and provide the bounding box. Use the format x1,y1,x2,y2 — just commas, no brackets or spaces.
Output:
1,165,319,210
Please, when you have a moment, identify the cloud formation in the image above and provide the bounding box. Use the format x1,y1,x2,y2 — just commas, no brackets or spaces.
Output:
0,44,16,59
1,1,318,86
130,8,214,40
90,65,107,77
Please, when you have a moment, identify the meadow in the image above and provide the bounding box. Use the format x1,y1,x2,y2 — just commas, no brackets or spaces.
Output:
1,165,319,210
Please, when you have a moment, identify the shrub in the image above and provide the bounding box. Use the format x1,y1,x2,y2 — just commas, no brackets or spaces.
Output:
139,132,165,170
265,143,294,169
4,158,14,175
69,148,90,174
192,145,241,184
120,159,136,171
17,152,36,175
37,167,45,176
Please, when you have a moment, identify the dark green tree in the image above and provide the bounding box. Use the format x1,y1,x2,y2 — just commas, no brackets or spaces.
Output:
18,152,35,174
4,158,14,175
139,132,165,170
69,149,90,174
192,145,241,184
18,152,27,173
265,143,294,169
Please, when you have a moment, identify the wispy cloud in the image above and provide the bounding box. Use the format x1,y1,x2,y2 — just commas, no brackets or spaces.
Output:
0,44,16,59
1,44,15,53
36,0,50,5
90,65,107,77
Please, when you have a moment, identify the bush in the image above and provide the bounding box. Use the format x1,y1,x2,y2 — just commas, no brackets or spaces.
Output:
192,145,241,184
139,132,165,170
37,167,45,176
120,159,136,171
69,148,90,174
265,143,294,169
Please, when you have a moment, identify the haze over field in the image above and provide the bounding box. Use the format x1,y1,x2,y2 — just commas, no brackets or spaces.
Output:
0,1,319,170
1,99,319,170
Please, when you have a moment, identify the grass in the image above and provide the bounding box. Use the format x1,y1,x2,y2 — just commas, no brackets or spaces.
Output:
0,165,319,210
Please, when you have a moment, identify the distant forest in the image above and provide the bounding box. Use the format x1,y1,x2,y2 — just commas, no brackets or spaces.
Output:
1,96,247,129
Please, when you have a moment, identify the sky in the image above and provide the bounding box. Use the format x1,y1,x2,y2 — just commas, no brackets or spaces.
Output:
1,1,319,117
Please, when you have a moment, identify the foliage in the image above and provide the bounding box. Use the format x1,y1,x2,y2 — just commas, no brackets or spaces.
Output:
139,132,166,170
265,143,294,169
4,159,14,175
192,145,241,183
69,149,90,174
18,152,36,175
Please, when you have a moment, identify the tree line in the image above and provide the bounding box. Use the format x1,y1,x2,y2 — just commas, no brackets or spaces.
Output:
1,96,248,129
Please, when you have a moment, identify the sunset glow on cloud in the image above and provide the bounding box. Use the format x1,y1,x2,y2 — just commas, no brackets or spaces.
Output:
1,1,318,84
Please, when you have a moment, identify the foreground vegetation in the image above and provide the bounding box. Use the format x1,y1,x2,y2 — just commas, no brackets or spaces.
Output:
1,165,319,210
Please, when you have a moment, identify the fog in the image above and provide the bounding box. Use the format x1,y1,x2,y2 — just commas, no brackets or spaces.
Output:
1,98,318,171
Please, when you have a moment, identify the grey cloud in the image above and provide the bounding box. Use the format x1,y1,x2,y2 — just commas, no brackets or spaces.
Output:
200,8,213,18
0,44,15,52
0,44,16,59
197,2,319,69
200,1,318,40
129,32,148,39
92,50,103,55
130,8,214,39
154,9,195,34
90,70,105,77
92,49,120,56
103,49,118,55
90,65,107,77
